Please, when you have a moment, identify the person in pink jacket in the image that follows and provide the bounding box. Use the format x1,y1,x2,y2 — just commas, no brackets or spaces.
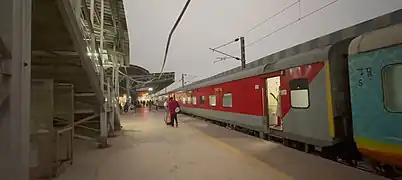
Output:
167,97,180,127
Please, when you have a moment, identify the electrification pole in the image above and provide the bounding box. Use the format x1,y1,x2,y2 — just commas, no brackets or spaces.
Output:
240,37,246,70
181,73,186,87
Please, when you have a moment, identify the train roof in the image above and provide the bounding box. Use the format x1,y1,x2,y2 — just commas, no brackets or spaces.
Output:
349,23,402,55
169,9,402,93
174,46,330,92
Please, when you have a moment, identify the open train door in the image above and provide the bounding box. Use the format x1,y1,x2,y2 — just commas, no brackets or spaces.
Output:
265,77,283,130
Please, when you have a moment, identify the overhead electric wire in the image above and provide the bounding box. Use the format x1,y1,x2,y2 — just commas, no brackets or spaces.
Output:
134,0,192,87
158,0,192,79
129,0,191,85
215,0,299,57
210,0,300,59
246,0,339,48
246,0,299,34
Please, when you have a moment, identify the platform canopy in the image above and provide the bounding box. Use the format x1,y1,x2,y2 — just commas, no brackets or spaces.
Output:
114,64,175,97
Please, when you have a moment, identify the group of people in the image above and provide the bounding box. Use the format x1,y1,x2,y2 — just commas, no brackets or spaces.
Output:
119,96,181,127
138,100,154,107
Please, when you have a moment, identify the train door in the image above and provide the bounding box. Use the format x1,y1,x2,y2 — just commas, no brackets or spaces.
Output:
210,88,220,108
265,77,282,130
214,87,222,107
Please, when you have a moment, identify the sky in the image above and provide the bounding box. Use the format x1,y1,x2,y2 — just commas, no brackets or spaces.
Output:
124,0,402,92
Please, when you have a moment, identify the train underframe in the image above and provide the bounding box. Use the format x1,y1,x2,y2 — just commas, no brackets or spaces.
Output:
182,112,402,179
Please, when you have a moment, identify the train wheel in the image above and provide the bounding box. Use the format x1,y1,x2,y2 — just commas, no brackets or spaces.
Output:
346,159,357,167
380,165,399,178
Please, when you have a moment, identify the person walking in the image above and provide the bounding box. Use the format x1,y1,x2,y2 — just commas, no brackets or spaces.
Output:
167,97,180,127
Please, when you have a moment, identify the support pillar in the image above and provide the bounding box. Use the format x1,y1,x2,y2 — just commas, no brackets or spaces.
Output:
107,77,115,135
98,0,108,148
99,108,108,148
125,74,130,100
0,0,32,179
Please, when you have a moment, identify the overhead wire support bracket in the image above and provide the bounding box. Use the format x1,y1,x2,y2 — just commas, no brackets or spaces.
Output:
209,36,246,69
209,48,240,61
211,38,240,50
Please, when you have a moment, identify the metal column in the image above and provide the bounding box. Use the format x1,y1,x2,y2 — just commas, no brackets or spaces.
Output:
98,0,108,147
125,73,130,99
107,77,114,133
114,59,119,112
113,58,119,128
0,0,32,179
90,0,95,60
74,0,81,20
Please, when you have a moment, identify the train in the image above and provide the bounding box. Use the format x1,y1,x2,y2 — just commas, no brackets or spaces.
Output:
160,10,402,177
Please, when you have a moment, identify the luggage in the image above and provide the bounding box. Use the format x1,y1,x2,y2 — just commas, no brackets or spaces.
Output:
175,107,181,114
165,113,172,126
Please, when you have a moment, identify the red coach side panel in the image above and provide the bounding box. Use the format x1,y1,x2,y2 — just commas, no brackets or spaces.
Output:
178,76,266,117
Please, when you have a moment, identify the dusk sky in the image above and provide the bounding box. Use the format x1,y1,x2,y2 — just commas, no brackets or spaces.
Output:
124,0,402,92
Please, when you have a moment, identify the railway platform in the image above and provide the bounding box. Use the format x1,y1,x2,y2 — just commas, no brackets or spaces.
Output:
55,108,386,180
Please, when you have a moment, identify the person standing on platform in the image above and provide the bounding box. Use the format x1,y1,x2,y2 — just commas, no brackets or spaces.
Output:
164,99,168,111
148,100,152,111
163,99,169,124
167,97,180,127
155,100,159,111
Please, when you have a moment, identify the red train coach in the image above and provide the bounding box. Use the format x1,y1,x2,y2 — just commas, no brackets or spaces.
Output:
165,10,402,168
171,39,355,157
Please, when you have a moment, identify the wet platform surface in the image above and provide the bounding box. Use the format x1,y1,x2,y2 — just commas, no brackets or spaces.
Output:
56,108,387,180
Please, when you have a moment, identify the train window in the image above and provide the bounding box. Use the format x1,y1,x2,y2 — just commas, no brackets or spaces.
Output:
192,96,197,105
200,96,205,104
289,78,310,108
182,97,186,104
187,97,191,104
222,93,232,107
209,95,216,106
382,64,402,112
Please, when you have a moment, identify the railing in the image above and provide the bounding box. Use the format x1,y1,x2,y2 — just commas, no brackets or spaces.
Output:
65,0,122,136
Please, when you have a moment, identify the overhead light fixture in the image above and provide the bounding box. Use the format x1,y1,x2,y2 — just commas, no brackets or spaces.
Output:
87,52,92,56
148,88,153,91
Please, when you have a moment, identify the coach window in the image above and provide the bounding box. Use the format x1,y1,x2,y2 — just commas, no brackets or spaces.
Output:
192,96,197,105
209,95,216,106
382,64,402,112
290,78,310,108
182,97,186,104
187,97,191,104
200,96,205,104
222,93,232,107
